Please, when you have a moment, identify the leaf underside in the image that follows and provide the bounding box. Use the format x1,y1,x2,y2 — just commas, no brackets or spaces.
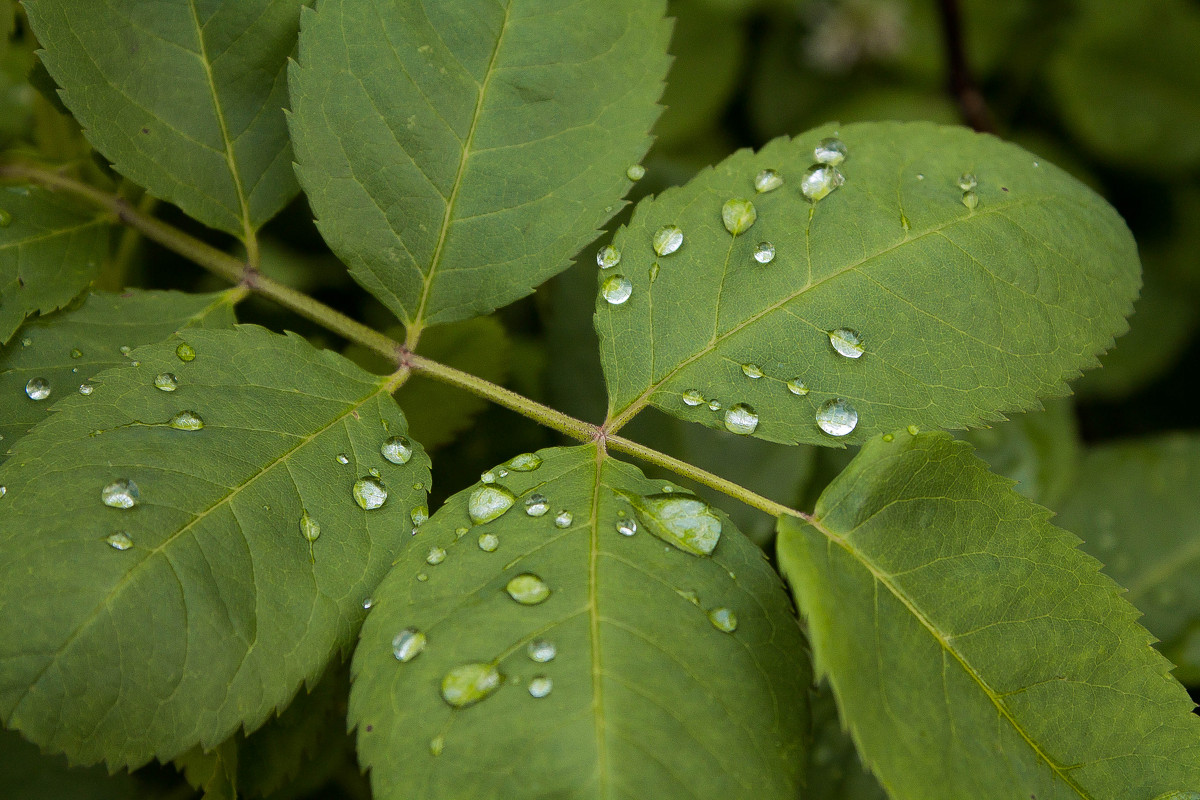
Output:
598,121,1139,446
350,444,810,800
0,325,431,769
777,431,1200,800
288,0,672,329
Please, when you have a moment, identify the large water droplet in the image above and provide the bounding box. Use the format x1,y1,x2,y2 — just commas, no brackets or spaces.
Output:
616,517,637,536
24,377,50,401
528,676,553,698
508,452,543,472
528,638,557,662
468,484,515,524
816,399,858,436
708,607,738,633
958,172,978,191
829,328,864,358
410,504,429,526
175,342,196,362
596,245,621,269
626,164,645,181
426,546,446,565
78,383,94,396
724,403,759,435
506,573,551,605
741,363,763,379
553,510,573,528
753,242,775,264
814,137,847,165
168,410,204,431
721,198,757,235
478,533,499,552
154,372,178,392
353,476,388,510
620,491,722,556
299,509,321,542
101,478,140,509
380,435,413,464
524,493,549,517
336,453,350,465
754,168,783,193
652,225,683,256
393,628,427,662
682,389,705,406
106,531,134,551
800,165,844,202
786,378,809,396
441,663,502,708
600,275,633,305
962,190,978,210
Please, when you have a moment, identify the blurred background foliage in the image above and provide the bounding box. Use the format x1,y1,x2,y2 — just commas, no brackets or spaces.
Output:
3,0,1199,796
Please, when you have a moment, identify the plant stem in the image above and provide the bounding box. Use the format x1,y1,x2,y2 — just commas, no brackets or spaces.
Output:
936,0,995,133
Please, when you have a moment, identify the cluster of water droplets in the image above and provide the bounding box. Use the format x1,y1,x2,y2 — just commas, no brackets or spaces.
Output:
800,137,847,202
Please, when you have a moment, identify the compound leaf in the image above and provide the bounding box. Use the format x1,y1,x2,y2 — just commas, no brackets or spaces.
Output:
24,0,309,237
288,0,671,331
351,445,809,800
777,431,1200,799
598,122,1139,446
0,325,431,769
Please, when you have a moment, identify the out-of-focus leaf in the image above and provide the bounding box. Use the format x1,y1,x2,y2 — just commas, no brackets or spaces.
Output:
960,396,1079,507
804,683,888,800
176,740,237,800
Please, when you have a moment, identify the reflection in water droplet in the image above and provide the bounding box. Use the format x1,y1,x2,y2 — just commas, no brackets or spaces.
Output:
741,363,763,379
626,164,645,181
528,639,557,662
786,378,809,396
623,492,722,556
616,517,637,536
524,493,549,517
24,377,50,401
962,190,978,210
724,403,759,435
816,399,858,436
814,137,847,165
106,531,134,551
478,532,499,552
102,478,140,509
721,198,757,235
441,663,502,708
176,342,196,362
410,504,429,525
508,452,543,472
381,435,413,464
154,372,178,392
392,628,426,662
362,597,374,609
426,547,446,565
754,168,783,193
682,389,704,406
753,242,775,264
708,607,738,633
299,509,321,542
958,172,978,191
506,573,551,605
468,485,515,524
429,736,445,756
596,245,621,269
554,510,573,528
829,328,864,358
800,165,844,202
600,275,633,305
652,225,683,256
707,399,722,411
79,383,94,396
336,453,350,465
528,676,553,698
353,477,388,510
0,486,6,499
168,410,204,431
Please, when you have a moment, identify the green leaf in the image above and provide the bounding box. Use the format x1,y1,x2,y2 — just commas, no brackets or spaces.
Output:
777,431,1200,799
804,683,888,800
176,739,238,800
0,288,237,462
23,0,308,237
287,0,672,330
598,122,1139,446
1055,434,1200,683
0,185,109,344
350,445,810,800
0,325,431,769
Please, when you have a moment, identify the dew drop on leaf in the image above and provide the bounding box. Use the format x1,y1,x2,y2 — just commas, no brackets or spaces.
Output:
621,491,722,556
299,509,321,542
721,198,757,235
616,517,637,536
0,208,12,227
105,531,133,551
816,399,859,436
707,399,722,411
507,452,543,472
553,510,573,528
101,478,140,509
392,628,426,662
829,328,864,358
524,493,549,517
380,435,413,464
707,607,738,633
528,638,557,662
70,348,82,359
336,453,350,465
24,377,50,401
480,470,496,484
800,165,844,202
426,547,446,565
353,476,388,510
753,242,775,263
754,168,783,193
907,424,920,435
786,378,809,396
362,597,374,610
740,363,763,379
682,389,705,406
651,224,683,256
626,164,645,181
416,572,429,582
168,410,204,431
154,372,178,392
958,172,978,191
429,736,444,756
506,573,551,605
20,337,31,347
528,676,553,698
600,274,633,305
175,342,196,362
440,663,502,708
724,403,759,435
478,532,499,552
814,136,848,165
0,486,6,499
119,345,132,357
78,383,94,396
962,189,979,210
468,485,515,524
596,244,621,269
410,504,429,525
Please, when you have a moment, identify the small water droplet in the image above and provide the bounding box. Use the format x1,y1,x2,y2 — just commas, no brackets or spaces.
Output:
708,607,738,633
24,377,50,401
528,638,557,662
441,663,502,708
816,399,858,436
553,510,573,528
829,328,864,358
21,337,32,347
652,225,683,256
119,345,132,357
524,493,549,517
429,736,444,756
468,484,515,524
724,403,759,435
600,274,633,305
106,531,133,551
882,433,894,442
616,517,637,536
175,342,196,362
362,597,374,609
741,363,763,379
596,244,621,269
78,383,94,396
353,476,388,510
916,172,925,180
168,410,204,431
814,137,847,165
1032,161,1040,168
648,262,659,283
0,486,6,500
906,424,920,435
528,676,553,698
800,164,845,202
410,504,429,525
299,509,321,542
682,389,705,406
129,360,141,368
754,168,783,193
480,470,496,484
676,588,700,605
154,372,178,392
707,399,722,411
478,532,499,552
506,573,551,605
416,572,429,582
0,208,12,227
508,452,543,472
753,242,775,264
786,378,809,396
392,628,427,662
626,164,645,181
380,435,413,465
961,190,978,210
70,348,82,359
336,453,350,465
721,198,757,235
958,172,978,191
426,546,446,565
101,478,140,509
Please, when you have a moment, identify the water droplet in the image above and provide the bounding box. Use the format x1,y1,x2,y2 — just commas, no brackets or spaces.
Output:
958,172,978,191
961,190,978,210
753,242,775,264
721,198,757,235
478,532,499,552
724,403,759,435
441,663,502,708
786,378,809,396
620,491,722,556
600,274,633,305
707,399,722,411
754,168,783,193
299,509,321,542
648,262,659,283
652,225,683,256
416,572,429,582
336,453,350,465
362,597,374,609
353,476,388,510
528,676,553,698
507,452,542,472
682,389,705,406
626,164,645,181
553,510,573,528
119,345,132,357
426,546,446,565
480,470,496,484
1032,161,1040,168
596,244,621,269
882,433,894,442
429,736,444,756
0,486,6,499
708,607,738,633
616,517,637,536
506,573,551,605
829,328,864,358
70,348,82,359
528,639,557,662
154,372,178,392
21,337,31,347
106,531,133,551
129,361,141,368
24,377,50,401
906,424,920,436
468,484,515,524
676,588,700,605
916,173,925,180
410,504,429,525
392,628,426,662
740,363,763,379
380,435,413,464
800,165,844,202
0,208,12,227
524,493,549,517
814,137,847,165
175,342,196,362
168,410,204,431
78,383,94,396
101,478,140,509
816,399,858,436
